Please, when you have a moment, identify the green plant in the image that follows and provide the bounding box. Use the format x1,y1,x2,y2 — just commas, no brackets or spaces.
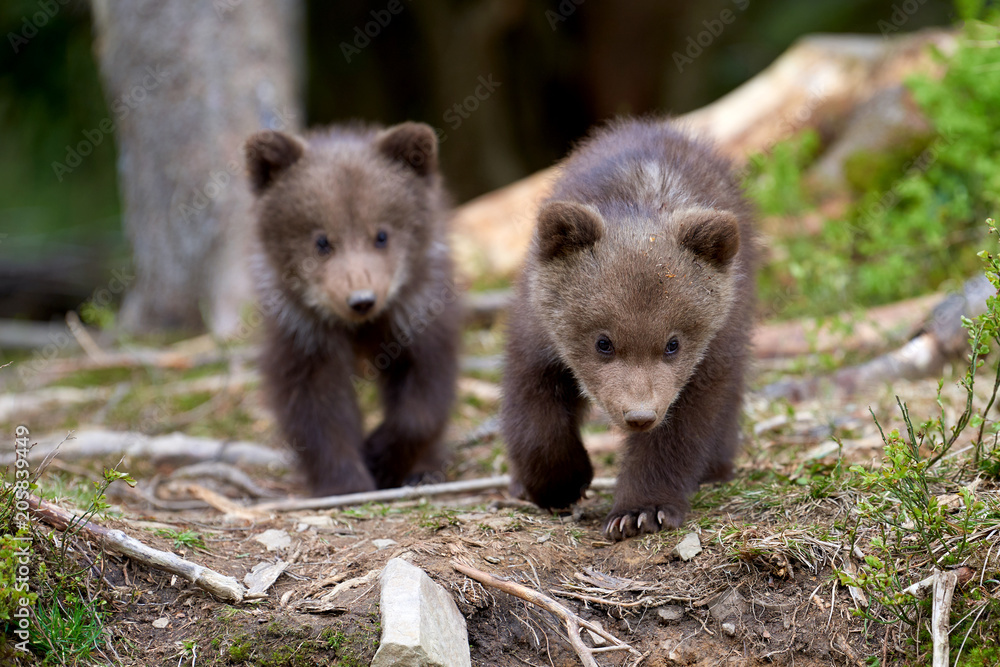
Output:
155,528,207,551
754,15,1000,320
7,466,136,664
839,219,1000,637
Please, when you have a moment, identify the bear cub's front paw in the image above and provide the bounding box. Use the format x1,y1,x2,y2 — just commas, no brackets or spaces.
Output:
514,455,593,510
603,502,687,541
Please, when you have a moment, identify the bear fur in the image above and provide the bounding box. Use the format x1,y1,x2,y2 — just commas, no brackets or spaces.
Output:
245,122,460,496
501,117,757,540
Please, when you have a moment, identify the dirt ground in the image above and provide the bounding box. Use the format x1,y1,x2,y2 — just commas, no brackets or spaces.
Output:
2,322,986,666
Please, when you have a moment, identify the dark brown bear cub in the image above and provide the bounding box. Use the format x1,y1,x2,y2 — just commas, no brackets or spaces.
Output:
502,118,756,540
246,122,460,496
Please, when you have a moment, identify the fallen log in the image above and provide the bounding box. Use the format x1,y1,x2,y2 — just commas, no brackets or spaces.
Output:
450,30,956,280
0,429,290,469
761,275,992,401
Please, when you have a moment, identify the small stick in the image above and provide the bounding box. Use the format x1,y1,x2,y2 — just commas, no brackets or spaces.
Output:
65,310,108,363
902,567,973,599
451,560,640,667
25,491,246,602
931,570,959,667
254,476,617,513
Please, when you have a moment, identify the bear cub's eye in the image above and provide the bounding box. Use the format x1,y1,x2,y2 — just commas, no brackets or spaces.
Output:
665,337,680,356
315,234,332,256
374,229,389,248
595,335,614,356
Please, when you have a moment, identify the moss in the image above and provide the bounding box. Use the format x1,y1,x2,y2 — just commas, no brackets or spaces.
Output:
50,366,137,388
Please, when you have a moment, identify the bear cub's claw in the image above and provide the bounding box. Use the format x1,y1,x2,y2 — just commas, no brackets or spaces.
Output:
603,504,686,541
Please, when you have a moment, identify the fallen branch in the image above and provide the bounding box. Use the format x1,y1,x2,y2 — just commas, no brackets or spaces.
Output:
0,429,289,469
449,30,956,280
25,491,246,602
931,570,959,667
761,275,992,402
900,566,974,599
252,475,617,513
451,560,641,667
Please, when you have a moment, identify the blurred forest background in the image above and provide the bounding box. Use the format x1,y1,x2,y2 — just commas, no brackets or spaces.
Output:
0,0,958,333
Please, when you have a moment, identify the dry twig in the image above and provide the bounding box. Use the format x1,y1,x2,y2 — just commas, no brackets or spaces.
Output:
451,560,641,667
253,476,617,513
24,490,246,602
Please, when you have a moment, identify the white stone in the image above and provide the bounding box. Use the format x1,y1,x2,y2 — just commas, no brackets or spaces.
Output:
371,558,471,667
373,538,398,550
152,617,169,629
253,529,291,551
671,532,702,561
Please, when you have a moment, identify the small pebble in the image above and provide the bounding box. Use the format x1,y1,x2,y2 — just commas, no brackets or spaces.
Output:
657,605,684,622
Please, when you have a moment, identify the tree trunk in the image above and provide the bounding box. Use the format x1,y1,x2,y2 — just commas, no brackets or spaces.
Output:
90,0,303,335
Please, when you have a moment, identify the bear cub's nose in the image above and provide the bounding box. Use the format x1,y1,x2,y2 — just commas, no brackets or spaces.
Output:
347,290,377,314
624,409,657,430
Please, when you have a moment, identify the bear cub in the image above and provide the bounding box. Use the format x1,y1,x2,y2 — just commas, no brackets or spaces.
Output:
245,122,460,496
502,118,756,540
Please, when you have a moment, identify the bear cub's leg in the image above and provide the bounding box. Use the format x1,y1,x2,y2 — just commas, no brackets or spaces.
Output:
262,336,376,497
501,315,594,509
363,306,460,488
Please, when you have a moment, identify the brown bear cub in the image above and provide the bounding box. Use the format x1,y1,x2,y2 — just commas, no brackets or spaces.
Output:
502,117,757,540
245,122,460,496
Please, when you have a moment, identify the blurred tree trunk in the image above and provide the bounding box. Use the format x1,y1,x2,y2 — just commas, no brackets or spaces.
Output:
90,0,302,335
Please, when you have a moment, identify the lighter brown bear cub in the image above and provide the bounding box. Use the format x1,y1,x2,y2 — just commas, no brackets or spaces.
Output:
246,122,460,496
501,118,756,540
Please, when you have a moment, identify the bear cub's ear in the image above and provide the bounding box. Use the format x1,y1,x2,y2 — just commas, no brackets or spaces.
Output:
245,130,306,195
377,122,438,176
536,201,605,261
675,208,740,268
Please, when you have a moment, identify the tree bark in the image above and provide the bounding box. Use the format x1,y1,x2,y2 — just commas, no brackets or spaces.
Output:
90,0,303,335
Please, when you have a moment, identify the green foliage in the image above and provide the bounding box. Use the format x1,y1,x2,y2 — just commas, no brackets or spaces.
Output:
754,16,1000,319
1,466,135,664
839,220,1000,635
0,532,37,623
744,130,821,217
78,301,116,331
155,528,207,551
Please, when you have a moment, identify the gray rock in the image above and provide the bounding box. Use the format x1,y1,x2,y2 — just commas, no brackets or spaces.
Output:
657,605,684,622
371,558,471,667
671,532,702,561
709,588,747,622
373,538,398,550
722,621,737,636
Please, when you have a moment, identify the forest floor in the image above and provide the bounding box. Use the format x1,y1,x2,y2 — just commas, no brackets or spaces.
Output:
2,307,999,667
